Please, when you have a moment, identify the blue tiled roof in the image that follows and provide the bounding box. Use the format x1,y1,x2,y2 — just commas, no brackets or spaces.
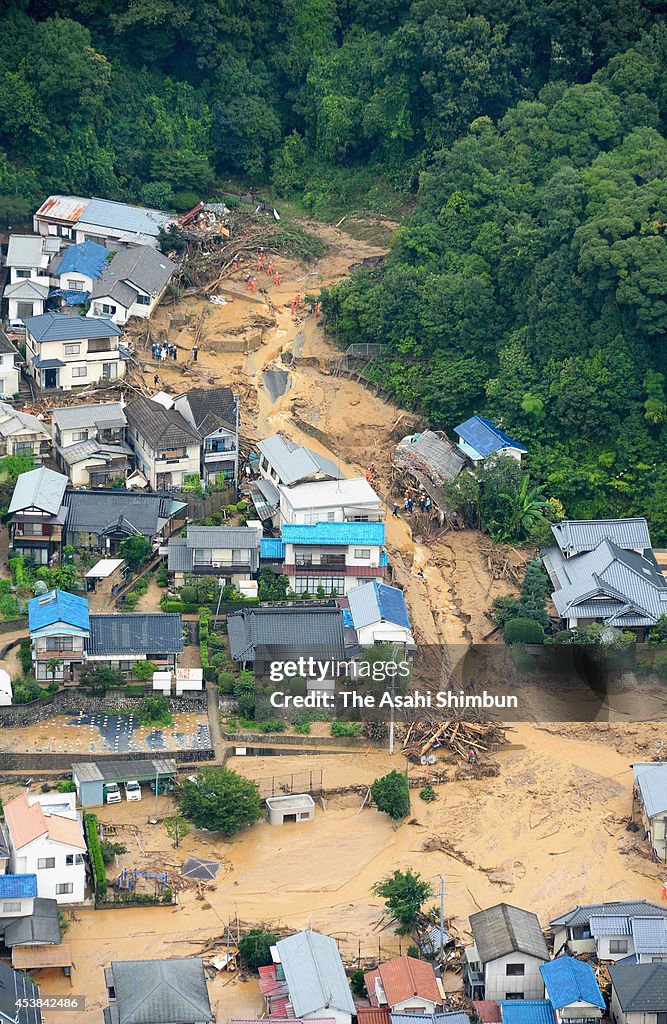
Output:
22,311,121,342
0,874,38,899
260,537,285,559
28,589,90,632
55,240,109,279
376,582,410,628
499,1001,555,1024
454,415,527,458
540,957,605,1010
282,521,385,546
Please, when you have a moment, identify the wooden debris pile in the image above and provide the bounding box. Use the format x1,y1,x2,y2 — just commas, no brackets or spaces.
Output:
454,760,501,780
401,718,509,763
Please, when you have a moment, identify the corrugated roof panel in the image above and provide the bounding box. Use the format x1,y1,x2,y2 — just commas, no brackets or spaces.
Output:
34,195,90,224
630,917,667,954
277,930,355,1017
9,467,68,516
260,538,285,559
633,763,667,818
454,416,526,458
257,435,342,487
498,1002,555,1024
551,519,652,555
282,521,385,546
589,916,631,936
52,402,126,431
78,197,172,237
6,235,46,267
28,590,90,633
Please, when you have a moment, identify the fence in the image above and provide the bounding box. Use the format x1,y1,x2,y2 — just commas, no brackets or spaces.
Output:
252,768,324,799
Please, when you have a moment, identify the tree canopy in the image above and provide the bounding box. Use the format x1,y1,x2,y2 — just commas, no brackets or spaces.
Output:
179,767,263,836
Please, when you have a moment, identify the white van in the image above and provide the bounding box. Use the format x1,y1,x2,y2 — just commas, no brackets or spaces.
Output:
124,780,141,802
105,783,121,804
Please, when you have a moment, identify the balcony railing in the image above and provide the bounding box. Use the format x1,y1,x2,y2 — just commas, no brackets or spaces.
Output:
283,563,386,577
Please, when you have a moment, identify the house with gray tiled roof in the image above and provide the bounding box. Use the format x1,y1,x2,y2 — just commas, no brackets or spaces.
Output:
8,467,68,565
62,488,186,552
550,901,667,958
52,402,131,488
632,762,667,863
227,605,348,682
174,387,239,485
542,518,667,639
89,245,176,325
609,961,667,1024
22,311,125,391
103,957,212,1024
464,904,549,1002
125,396,201,491
167,526,261,587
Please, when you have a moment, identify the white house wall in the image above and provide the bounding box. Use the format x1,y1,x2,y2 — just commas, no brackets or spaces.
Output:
10,835,85,904
483,952,546,1001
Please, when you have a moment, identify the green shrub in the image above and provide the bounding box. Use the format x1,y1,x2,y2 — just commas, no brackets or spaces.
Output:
123,684,145,697
238,928,278,971
55,780,76,793
331,721,361,737
250,719,286,733
84,813,107,897
654,652,667,678
180,585,198,605
295,721,311,734
132,660,158,681
138,694,173,726
156,564,169,588
124,592,139,610
371,770,411,819
504,617,545,645
217,671,236,694
100,839,128,865
19,637,33,675
132,578,148,596
419,785,436,802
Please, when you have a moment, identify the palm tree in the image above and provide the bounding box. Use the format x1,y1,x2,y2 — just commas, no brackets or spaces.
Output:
494,472,547,543
46,658,62,688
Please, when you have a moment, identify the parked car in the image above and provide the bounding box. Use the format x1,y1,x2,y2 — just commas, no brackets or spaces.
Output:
105,783,121,804
8,319,25,332
124,780,141,801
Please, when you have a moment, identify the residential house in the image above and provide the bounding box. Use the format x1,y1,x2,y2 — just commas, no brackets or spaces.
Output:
539,957,604,1024
167,526,260,587
454,416,527,466
22,311,125,391
103,957,212,1024
8,467,68,565
465,904,549,1001
4,280,49,322
394,430,467,504
227,606,347,681
0,403,51,460
391,1015,468,1024
62,489,186,553
52,402,131,487
87,613,184,674
174,387,239,485
248,476,281,525
125,396,201,491
0,874,37,922
0,895,61,950
364,956,442,1013
73,197,175,248
609,962,667,1024
88,245,176,324
49,239,110,310
347,581,414,647
549,901,667,957
28,590,90,682
541,518,667,638
0,333,20,398
33,195,90,239
497,1003,555,1024
281,521,387,595
280,477,384,527
263,929,355,1024
4,792,85,904
0,960,43,1024
4,235,58,320
0,824,9,872
632,762,667,862
257,434,342,489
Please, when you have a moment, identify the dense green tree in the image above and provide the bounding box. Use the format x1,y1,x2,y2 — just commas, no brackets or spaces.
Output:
238,929,278,971
370,770,411,819
179,767,262,836
371,868,433,934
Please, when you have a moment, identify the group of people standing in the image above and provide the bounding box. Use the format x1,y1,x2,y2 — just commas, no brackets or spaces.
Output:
239,246,282,290
393,488,433,516
152,341,178,362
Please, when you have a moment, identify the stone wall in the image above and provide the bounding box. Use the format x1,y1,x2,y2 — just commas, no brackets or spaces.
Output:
0,690,208,728
0,747,215,772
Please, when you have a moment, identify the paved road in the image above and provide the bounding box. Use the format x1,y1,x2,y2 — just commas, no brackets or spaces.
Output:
206,681,226,762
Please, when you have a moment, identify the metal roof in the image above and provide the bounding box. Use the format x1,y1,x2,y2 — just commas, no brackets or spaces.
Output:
90,244,175,305
589,915,631,936
277,930,355,1017
348,581,410,630
6,235,45,267
52,401,126,432
72,758,176,784
168,527,260,573
454,416,526,458
258,435,342,486
250,478,281,520
85,558,125,579
632,762,667,818
0,874,37,899
609,962,667,1011
260,537,285,559
58,439,132,467
497,1002,555,1024
180,858,220,881
473,1003,501,1023
28,589,90,633
125,396,200,450
282,521,385,546
53,239,109,279
9,467,67,515
3,896,61,947
551,519,652,555
0,330,18,355
395,430,466,484
88,613,183,656
4,279,49,300
0,960,42,1024
469,904,549,964
63,489,185,539
0,403,49,440
539,956,604,1010
108,958,212,1024
78,198,173,237
22,311,121,341
227,606,346,663
630,917,667,954
34,195,90,225
283,476,381,511
549,901,667,927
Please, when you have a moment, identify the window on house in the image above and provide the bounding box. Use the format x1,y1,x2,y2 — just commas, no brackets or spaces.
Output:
72,430,88,442
101,304,116,315
16,302,33,317
75,854,84,864
2,901,21,914
67,280,84,291
66,854,74,866
504,993,524,1000
354,548,371,559
64,344,81,355
15,269,31,279
38,857,55,869
506,964,525,976
135,294,151,306
72,366,87,378
56,882,73,895
610,940,628,954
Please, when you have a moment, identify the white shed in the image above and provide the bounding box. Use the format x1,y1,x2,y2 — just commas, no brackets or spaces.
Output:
0,669,12,706
266,794,315,825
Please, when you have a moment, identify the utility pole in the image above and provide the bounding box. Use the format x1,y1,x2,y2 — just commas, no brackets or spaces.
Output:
440,873,445,958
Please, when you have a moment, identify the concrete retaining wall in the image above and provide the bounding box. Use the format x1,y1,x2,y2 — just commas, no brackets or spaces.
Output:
0,747,215,772
222,729,368,749
0,691,208,728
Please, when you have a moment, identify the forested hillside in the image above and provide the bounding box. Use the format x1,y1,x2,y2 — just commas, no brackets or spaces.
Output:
0,1,666,535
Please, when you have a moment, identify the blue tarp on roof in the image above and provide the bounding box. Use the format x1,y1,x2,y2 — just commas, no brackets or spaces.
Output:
539,957,605,1010
498,1001,555,1024
52,288,90,305
282,521,385,546
376,582,411,628
260,538,285,559
454,415,527,459
28,589,90,633
0,874,38,899
56,240,109,279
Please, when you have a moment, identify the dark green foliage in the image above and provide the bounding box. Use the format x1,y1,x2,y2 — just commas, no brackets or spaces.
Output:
179,767,262,836
350,969,367,998
137,694,173,725
649,615,667,645
504,617,546,645
371,868,433,934
258,570,290,602
119,536,151,570
55,780,76,793
84,813,107,897
518,562,550,628
132,660,158,681
12,678,42,704
419,785,436,802
99,839,127,864
79,665,123,690
238,929,278,971
371,770,411,819
19,637,32,675
234,670,256,720
490,596,522,628
331,721,362,737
